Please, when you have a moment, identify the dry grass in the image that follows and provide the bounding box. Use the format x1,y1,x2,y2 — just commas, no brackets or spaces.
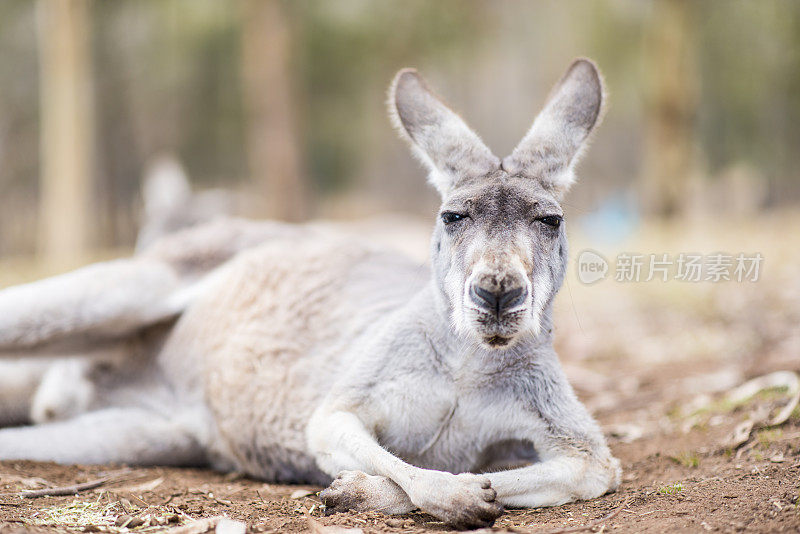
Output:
30,498,122,529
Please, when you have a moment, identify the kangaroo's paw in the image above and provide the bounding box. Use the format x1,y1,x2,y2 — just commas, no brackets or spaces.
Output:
320,471,415,516
409,472,504,530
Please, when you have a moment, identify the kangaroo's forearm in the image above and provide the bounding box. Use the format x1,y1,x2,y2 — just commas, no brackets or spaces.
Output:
486,455,620,508
307,409,421,492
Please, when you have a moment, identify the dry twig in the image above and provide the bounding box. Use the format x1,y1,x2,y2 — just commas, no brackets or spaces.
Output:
16,469,132,498
19,477,112,498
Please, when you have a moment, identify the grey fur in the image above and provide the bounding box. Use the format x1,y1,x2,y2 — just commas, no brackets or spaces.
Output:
0,59,619,529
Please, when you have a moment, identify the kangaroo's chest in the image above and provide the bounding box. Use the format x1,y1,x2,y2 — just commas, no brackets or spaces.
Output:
374,377,538,474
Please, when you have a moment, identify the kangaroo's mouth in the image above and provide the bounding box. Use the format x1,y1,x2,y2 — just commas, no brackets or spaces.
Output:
484,335,512,347
464,303,531,349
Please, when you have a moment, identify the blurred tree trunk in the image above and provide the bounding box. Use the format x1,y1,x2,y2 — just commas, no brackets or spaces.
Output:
37,0,94,263
642,0,699,218
240,0,307,221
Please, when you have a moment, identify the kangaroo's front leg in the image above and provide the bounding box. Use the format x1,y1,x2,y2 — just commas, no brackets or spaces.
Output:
307,409,503,529
487,452,621,508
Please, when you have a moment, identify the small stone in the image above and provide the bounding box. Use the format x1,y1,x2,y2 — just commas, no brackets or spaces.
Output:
385,518,403,528
115,515,144,528
291,489,315,499
216,518,247,534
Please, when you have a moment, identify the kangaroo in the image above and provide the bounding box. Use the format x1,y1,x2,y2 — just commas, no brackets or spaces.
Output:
0,59,620,529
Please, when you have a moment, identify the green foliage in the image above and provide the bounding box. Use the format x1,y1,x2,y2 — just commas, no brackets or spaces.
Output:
658,483,684,495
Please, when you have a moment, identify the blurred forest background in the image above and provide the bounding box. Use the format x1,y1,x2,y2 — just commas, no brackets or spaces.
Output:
0,0,799,264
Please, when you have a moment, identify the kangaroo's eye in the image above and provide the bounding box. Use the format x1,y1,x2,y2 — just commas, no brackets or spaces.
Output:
538,215,563,228
441,212,467,225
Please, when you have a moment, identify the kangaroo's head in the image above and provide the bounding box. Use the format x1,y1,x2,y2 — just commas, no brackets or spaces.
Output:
390,59,604,349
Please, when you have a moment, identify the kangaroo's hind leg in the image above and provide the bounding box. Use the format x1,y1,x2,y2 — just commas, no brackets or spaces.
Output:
0,360,51,426
0,407,208,466
0,258,192,357
320,471,415,515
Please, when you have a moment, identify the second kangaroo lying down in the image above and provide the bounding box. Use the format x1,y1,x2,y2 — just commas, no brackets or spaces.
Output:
0,59,620,529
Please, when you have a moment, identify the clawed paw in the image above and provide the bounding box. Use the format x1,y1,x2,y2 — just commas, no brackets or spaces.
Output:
410,472,504,530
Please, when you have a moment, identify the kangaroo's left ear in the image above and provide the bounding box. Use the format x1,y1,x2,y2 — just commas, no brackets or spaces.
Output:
502,58,605,199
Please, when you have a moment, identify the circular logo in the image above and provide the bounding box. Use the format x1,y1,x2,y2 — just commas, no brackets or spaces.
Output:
577,249,609,285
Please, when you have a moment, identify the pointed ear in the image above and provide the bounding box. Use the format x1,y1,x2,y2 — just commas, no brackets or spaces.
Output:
389,69,499,196
502,58,605,198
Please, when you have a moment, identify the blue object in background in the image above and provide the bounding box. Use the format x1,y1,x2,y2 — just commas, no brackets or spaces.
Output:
577,191,640,245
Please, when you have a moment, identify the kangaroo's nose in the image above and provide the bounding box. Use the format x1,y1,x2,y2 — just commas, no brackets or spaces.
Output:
470,284,527,315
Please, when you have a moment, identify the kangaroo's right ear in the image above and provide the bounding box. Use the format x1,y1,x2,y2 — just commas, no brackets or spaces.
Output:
142,155,191,218
389,69,499,196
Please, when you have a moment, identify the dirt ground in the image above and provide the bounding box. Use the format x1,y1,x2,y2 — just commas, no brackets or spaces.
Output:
1,401,798,534
1,214,799,533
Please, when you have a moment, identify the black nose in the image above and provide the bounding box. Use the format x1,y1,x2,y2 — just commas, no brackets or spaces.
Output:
470,285,527,315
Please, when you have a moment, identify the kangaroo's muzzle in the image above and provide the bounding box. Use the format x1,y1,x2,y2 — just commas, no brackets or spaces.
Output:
469,284,527,317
